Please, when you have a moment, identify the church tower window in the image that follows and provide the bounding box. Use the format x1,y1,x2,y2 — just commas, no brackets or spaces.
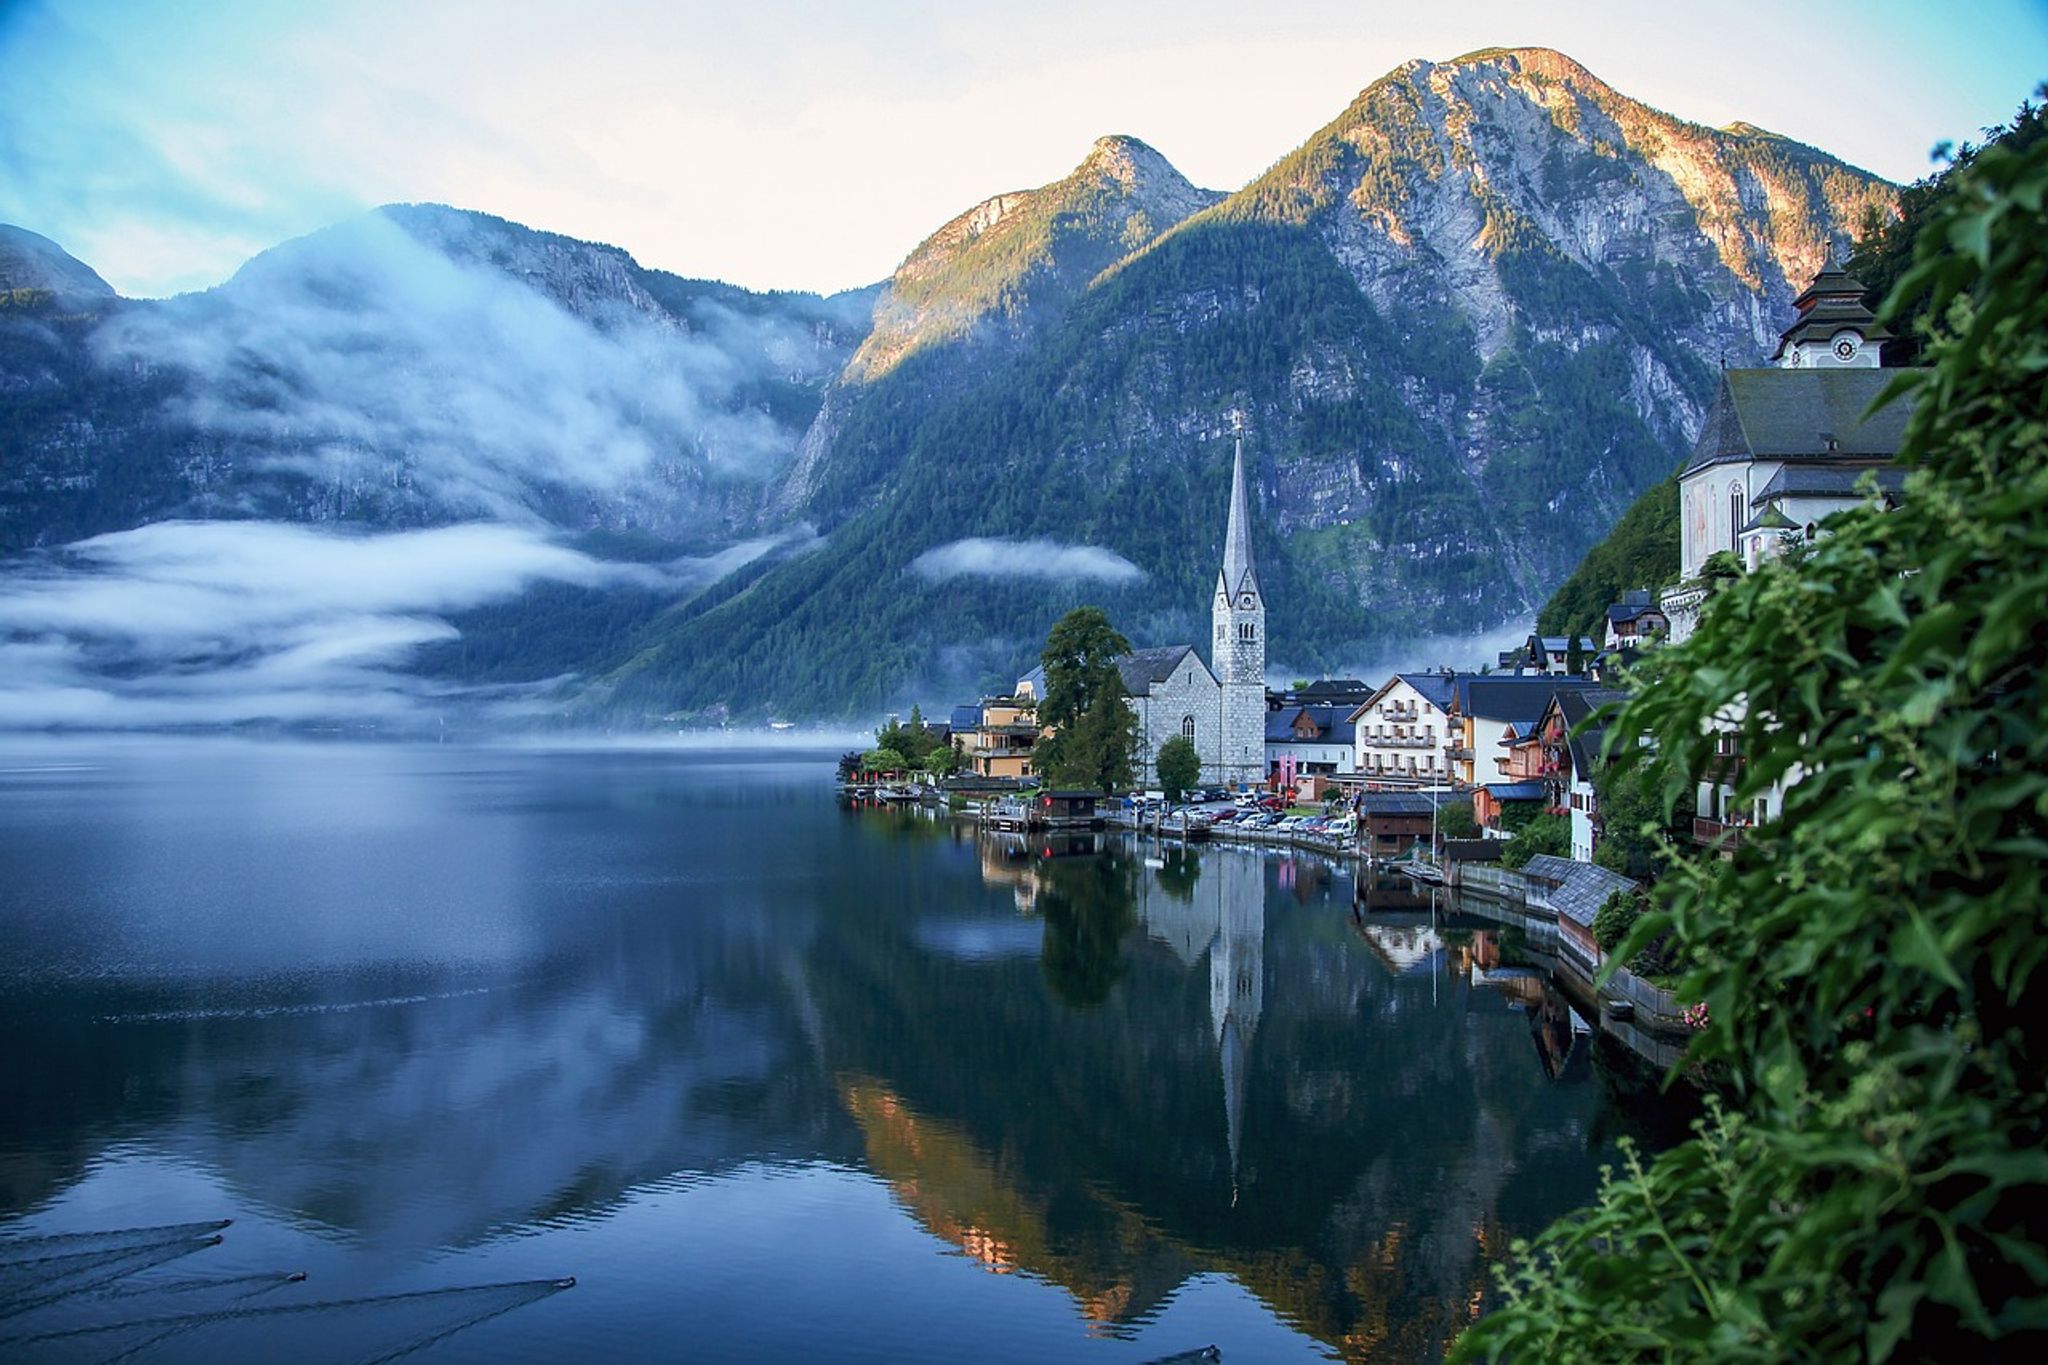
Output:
1729,484,1744,550
1182,715,1196,741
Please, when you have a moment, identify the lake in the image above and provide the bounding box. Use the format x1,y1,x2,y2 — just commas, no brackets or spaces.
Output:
0,740,1678,1362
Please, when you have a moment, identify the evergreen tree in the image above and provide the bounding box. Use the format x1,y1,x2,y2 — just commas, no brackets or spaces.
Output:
1033,607,1138,790
1156,736,1201,804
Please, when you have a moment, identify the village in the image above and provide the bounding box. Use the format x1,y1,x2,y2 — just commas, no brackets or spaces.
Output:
841,248,1917,1052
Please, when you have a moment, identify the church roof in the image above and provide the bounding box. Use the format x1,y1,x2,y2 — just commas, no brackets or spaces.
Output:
1218,434,1260,598
1683,368,1921,474
1116,645,1208,698
1751,463,1907,504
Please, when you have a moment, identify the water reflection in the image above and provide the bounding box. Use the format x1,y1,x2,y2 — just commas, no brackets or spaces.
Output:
0,744,1672,1362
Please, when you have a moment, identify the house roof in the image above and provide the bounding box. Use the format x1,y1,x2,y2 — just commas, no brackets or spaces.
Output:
1553,688,1630,775
1742,503,1801,534
1452,675,1601,727
1116,645,1207,698
1606,592,1664,624
1267,704,1357,745
1015,664,1047,695
1523,855,1639,929
1751,463,1908,504
1357,792,1472,817
1295,678,1373,701
1684,368,1921,474
1482,781,1546,802
949,704,983,732
1344,670,1457,724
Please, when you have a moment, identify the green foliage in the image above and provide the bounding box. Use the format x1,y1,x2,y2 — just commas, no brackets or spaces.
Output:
861,747,908,774
1499,809,1569,869
1033,607,1137,791
1437,802,1480,840
1155,735,1201,804
1537,466,1683,636
1458,117,2048,1363
1590,749,1688,882
1591,889,1643,954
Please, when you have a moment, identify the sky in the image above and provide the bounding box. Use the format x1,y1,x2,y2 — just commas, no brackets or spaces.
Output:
1,0,2041,299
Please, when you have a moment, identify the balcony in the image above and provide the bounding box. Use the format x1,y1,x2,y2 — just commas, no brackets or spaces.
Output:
1380,704,1419,721
1371,735,1436,749
1445,745,1474,760
1693,816,1745,850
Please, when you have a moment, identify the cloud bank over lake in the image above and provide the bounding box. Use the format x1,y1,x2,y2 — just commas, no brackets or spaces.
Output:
0,520,745,728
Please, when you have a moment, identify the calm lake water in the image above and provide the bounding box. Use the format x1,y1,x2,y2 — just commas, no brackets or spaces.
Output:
0,740,1678,1362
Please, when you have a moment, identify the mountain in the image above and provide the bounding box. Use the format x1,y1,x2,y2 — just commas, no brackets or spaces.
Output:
0,48,1900,726
0,204,875,551
599,47,1894,720
0,225,116,299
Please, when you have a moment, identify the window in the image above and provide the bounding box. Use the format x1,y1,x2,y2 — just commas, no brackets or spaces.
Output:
1238,622,1256,642
1729,483,1744,549
1181,715,1196,741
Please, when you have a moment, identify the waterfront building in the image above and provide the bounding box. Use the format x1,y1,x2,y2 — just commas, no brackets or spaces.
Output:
1265,704,1358,784
1346,672,1457,787
1446,675,1602,788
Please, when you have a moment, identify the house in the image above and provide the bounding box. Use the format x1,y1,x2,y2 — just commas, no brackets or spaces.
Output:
1664,249,1923,642
961,696,1042,780
1522,854,1639,969
1265,704,1357,786
1498,635,1600,676
1346,672,1457,787
1602,590,1667,649
1353,791,1472,860
1270,678,1374,710
1445,675,1601,787
1547,689,1630,862
1473,780,1545,838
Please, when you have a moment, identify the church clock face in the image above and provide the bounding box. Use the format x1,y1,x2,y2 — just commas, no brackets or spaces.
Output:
1833,334,1860,362
1239,593,1256,609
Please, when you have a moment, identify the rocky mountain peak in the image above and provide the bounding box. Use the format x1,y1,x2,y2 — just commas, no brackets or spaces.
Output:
0,225,117,299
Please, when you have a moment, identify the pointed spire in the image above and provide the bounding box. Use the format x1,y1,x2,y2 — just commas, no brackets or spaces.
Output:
1220,416,1258,598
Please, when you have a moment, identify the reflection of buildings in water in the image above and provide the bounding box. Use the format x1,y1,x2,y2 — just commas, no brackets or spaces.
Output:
1130,850,1265,1191
1351,868,1433,915
973,831,1105,913
1455,931,1592,1082
1349,916,1444,976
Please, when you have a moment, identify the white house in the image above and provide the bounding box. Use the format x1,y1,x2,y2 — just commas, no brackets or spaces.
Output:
1346,672,1457,786
1265,704,1357,784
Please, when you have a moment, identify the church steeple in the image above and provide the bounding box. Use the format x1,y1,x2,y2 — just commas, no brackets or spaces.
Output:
1218,429,1259,600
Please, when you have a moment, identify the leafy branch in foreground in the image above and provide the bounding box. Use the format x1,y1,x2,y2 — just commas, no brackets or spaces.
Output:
1456,103,2048,1363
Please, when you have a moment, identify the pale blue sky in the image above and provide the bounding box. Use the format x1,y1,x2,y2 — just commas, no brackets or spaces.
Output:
2,0,2041,297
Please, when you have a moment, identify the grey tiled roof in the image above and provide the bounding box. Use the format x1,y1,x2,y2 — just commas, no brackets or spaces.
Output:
1752,463,1908,504
1523,855,1639,929
1357,792,1471,817
1268,704,1357,745
1684,369,1922,474
1116,645,1203,697
1453,676,1601,727
1482,781,1546,801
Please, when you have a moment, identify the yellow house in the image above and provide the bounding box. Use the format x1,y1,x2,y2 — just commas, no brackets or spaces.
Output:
962,697,1042,780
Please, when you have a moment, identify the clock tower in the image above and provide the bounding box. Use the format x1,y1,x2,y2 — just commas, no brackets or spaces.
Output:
1212,427,1267,786
1771,242,1887,371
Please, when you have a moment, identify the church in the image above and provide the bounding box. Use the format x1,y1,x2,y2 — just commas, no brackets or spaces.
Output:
1018,434,1270,789
1666,248,1920,641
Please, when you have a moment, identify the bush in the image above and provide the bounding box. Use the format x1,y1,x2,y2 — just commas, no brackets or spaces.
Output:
1499,809,1568,868
1591,889,1642,954
1456,114,2048,1362
1438,802,1480,839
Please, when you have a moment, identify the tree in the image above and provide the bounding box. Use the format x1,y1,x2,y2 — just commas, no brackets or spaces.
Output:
1156,735,1201,804
1033,607,1138,791
861,747,908,774
1437,802,1480,840
1565,628,1586,677
1497,809,1568,868
1457,116,2048,1362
